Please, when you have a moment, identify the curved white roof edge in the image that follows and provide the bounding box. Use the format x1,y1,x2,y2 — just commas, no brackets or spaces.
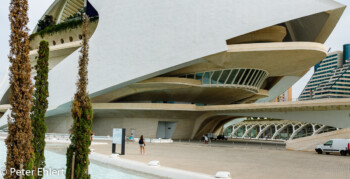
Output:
0,0,344,117
32,0,63,33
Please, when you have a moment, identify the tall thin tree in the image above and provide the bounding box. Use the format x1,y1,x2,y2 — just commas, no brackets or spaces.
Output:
66,14,93,179
31,40,49,178
5,0,34,178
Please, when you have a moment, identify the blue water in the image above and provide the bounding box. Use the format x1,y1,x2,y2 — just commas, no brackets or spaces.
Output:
0,141,159,179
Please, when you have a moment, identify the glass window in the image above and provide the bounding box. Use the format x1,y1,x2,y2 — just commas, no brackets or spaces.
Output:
187,74,194,79
247,70,258,85
218,70,231,84
251,70,262,86
195,73,203,80
241,69,252,85
324,140,333,146
211,71,222,84
233,69,245,84
202,72,210,84
226,69,238,84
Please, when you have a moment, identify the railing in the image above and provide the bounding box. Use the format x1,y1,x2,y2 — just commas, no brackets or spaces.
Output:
178,68,269,93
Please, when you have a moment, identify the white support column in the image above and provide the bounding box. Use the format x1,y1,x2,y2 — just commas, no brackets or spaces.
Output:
312,124,316,134
223,125,233,138
289,124,307,140
229,125,234,138
272,124,288,140
242,125,256,138
243,125,248,137
313,125,326,135
258,124,262,137
255,124,272,139
231,125,243,138
291,123,301,134
230,125,235,138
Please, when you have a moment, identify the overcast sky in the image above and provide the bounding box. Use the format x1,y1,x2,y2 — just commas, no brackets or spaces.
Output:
0,0,55,80
0,0,349,99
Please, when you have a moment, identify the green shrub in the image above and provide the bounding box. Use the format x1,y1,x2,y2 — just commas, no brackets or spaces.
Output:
64,8,85,22
65,15,93,179
29,17,98,41
31,40,49,178
37,15,55,32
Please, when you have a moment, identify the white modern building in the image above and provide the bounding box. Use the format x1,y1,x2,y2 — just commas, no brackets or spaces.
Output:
0,0,347,139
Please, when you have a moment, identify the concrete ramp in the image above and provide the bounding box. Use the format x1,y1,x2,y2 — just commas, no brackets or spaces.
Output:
286,128,350,152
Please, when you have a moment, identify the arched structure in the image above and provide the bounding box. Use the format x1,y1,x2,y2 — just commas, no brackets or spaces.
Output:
225,120,338,140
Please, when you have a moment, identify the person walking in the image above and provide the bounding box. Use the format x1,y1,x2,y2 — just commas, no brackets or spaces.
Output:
90,131,95,141
139,135,146,154
203,134,209,144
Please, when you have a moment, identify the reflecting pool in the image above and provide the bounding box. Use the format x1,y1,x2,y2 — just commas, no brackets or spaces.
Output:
0,141,160,179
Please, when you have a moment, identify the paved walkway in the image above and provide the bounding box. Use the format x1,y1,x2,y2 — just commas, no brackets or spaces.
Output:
90,140,350,179
2,135,349,179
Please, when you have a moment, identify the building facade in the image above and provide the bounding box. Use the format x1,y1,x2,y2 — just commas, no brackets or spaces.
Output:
299,44,350,100
0,0,347,139
274,87,292,102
